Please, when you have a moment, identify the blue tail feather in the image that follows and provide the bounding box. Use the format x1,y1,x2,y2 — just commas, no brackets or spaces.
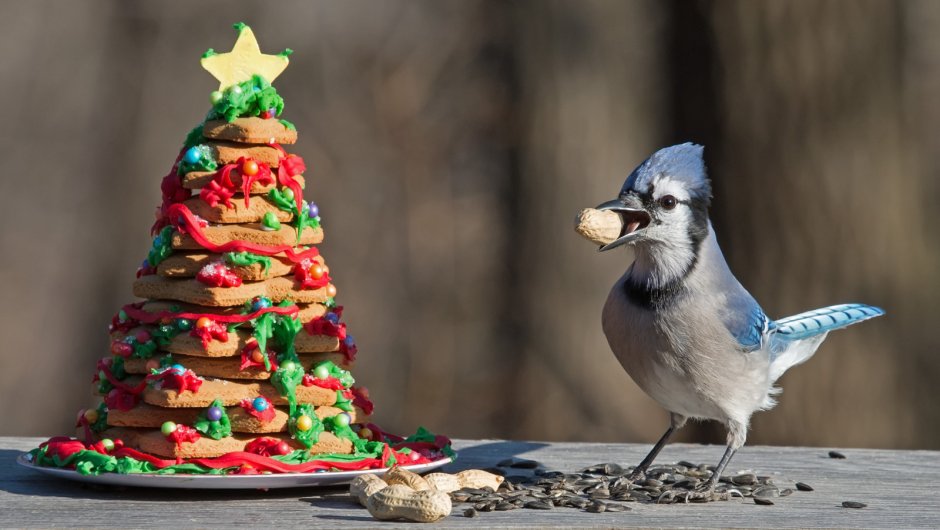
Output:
773,303,884,341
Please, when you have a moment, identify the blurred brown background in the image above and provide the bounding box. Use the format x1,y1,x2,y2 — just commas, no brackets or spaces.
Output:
1,0,938,449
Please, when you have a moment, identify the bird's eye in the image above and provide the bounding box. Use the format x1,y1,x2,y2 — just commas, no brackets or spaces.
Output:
658,195,678,210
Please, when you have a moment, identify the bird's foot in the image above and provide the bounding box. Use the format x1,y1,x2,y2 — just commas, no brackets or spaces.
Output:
658,481,729,504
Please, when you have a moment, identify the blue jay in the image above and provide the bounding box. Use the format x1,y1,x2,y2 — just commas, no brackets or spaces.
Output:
595,143,883,498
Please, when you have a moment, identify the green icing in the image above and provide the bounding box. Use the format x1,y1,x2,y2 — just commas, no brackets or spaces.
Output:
406,427,457,460
90,402,110,433
268,188,320,243
334,390,354,413
278,118,296,131
271,356,304,415
202,48,217,59
183,124,205,150
177,144,217,175
288,403,323,449
271,310,303,359
208,75,284,123
147,226,175,268
278,48,294,58
313,361,354,388
194,399,232,440
224,252,272,276
233,22,248,33
261,211,281,230
251,311,277,370
325,297,337,310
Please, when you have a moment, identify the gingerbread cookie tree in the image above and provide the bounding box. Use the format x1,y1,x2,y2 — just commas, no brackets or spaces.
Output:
30,24,450,475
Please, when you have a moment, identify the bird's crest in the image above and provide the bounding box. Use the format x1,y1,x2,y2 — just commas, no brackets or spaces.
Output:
622,143,711,201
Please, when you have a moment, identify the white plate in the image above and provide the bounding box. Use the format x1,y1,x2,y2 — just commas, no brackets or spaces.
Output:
16,452,453,490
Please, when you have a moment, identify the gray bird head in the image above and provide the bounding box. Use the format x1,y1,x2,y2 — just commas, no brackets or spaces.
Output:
596,143,712,253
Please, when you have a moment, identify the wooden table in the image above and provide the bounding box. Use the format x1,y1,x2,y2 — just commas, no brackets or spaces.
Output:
2,437,938,528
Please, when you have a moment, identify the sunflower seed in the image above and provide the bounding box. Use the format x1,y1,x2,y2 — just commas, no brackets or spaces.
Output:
754,497,775,506
586,501,607,513
731,473,757,486
510,459,541,469
842,501,867,509
463,508,478,518
829,450,847,459
603,502,631,512
524,500,553,510
795,482,814,491
495,502,517,511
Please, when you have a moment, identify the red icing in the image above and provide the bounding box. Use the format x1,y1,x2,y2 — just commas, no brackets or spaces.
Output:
294,258,331,290
244,437,290,456
301,375,344,390
150,368,203,394
189,320,229,349
121,301,298,326
239,398,276,423
199,158,274,209
153,152,190,234
38,433,448,474
166,424,201,448
304,312,347,340
166,203,320,264
271,146,305,212
105,388,139,411
352,387,375,415
238,341,277,371
196,262,243,288
110,312,137,334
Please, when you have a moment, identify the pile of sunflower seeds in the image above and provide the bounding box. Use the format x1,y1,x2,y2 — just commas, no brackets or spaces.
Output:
451,459,812,517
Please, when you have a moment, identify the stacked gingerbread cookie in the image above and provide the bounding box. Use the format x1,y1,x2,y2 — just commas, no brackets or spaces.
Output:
79,25,372,460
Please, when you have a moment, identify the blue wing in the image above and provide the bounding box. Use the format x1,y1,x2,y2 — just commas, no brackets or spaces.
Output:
726,303,775,352
773,303,884,341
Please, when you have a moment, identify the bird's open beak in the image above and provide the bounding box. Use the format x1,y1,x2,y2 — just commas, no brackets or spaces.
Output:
595,198,651,252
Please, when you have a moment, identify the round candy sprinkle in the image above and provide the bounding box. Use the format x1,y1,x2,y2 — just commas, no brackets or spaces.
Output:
210,90,223,104
161,421,177,436
282,187,295,202
252,397,269,412
135,330,151,343
83,409,99,423
326,284,337,298
100,438,115,451
170,364,185,375
230,85,243,95
276,441,291,455
296,415,313,432
313,365,330,380
242,159,259,176
207,406,223,422
310,263,325,280
195,317,212,329
344,335,356,347
335,412,351,428
324,313,339,324
308,202,319,218
251,296,271,311
176,318,192,331
250,349,265,363
183,147,201,165
359,427,373,440
98,370,108,382
279,360,297,373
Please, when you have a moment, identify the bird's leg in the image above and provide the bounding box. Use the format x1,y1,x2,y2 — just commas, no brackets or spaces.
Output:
680,421,745,502
627,413,686,481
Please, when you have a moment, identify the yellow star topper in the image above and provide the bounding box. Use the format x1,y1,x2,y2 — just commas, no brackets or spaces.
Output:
201,23,292,90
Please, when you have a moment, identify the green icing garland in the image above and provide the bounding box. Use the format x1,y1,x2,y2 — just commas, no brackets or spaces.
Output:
278,118,296,131
268,188,320,243
193,399,232,440
208,75,285,123
147,226,176,268
271,357,305,416
224,251,272,276
177,144,218,175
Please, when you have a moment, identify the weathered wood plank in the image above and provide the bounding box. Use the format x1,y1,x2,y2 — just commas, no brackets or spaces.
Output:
2,437,938,528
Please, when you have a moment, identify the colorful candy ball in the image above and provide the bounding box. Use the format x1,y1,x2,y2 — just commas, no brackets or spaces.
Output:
242,159,259,176
161,421,177,436
310,263,325,280
282,187,295,202
296,415,313,432
176,318,193,331
83,409,99,423
359,427,373,440
251,296,272,311
326,284,337,298
183,146,201,165
100,438,115,451
279,360,297,373
210,90,223,104
308,202,319,218
252,397,269,412
195,317,212,329
335,412,351,428
313,365,330,380
276,441,291,455
170,364,185,375
207,406,223,422
250,349,265,364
